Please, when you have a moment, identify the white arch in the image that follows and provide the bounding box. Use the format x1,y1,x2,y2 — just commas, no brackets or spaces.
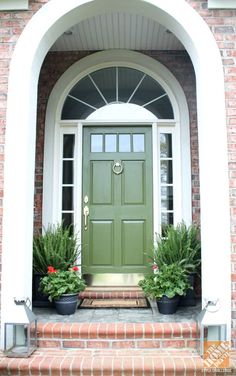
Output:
1,0,231,344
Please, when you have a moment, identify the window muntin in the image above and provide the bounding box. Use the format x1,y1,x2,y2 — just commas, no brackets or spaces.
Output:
61,67,174,120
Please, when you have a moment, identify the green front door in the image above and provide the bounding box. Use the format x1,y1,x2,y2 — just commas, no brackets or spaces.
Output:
82,126,153,275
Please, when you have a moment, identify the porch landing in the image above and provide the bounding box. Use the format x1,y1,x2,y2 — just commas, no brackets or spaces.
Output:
34,302,201,323
2,288,234,375
34,285,201,323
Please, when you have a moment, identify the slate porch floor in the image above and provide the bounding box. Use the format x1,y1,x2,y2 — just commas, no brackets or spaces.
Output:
33,299,201,323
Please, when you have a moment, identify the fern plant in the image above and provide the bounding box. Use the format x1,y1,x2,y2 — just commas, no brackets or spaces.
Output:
151,222,201,275
33,223,80,274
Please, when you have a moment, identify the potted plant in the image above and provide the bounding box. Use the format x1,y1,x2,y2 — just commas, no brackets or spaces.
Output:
139,263,191,314
32,223,80,307
151,222,201,306
39,266,86,315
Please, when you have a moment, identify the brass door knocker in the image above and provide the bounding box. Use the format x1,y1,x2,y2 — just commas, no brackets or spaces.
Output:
112,161,124,175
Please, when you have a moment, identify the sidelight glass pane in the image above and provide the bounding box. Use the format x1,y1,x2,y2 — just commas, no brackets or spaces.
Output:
133,134,145,152
161,212,173,225
161,212,173,236
160,160,173,183
62,212,74,229
161,187,173,210
160,133,172,158
105,134,117,152
62,187,73,210
91,134,103,152
63,134,75,158
63,161,73,184
119,134,131,152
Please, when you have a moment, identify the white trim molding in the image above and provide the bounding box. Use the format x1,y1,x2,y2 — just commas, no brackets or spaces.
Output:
0,0,28,10
1,0,231,347
208,0,236,9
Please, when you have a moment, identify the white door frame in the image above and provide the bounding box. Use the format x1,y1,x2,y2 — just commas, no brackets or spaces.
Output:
1,0,231,345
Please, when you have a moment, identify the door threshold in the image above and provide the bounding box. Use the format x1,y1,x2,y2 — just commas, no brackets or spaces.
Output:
83,273,145,287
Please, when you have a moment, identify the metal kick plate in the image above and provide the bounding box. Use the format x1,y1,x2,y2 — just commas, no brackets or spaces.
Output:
83,274,145,287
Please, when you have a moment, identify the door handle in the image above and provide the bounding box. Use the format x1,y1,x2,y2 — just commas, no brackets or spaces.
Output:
83,205,89,231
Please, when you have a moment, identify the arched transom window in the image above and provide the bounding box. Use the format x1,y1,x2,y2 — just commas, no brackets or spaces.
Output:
61,67,174,120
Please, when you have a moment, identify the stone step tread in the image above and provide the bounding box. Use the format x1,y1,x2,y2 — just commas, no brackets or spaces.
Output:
0,349,208,375
37,322,197,339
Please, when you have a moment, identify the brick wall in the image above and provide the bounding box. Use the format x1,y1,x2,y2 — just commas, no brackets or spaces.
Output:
0,0,235,344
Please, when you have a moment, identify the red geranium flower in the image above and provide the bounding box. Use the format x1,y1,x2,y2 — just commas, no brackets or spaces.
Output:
47,265,57,273
72,266,79,272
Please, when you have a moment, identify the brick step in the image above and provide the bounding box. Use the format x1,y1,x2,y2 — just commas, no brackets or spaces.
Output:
0,348,206,375
37,322,198,350
79,286,145,299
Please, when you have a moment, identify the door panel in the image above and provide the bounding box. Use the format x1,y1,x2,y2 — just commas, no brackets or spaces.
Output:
90,221,114,266
122,220,145,266
83,126,153,274
122,161,145,205
91,161,113,205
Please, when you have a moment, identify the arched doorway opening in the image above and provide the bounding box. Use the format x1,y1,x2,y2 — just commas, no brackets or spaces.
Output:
43,50,191,285
1,0,231,344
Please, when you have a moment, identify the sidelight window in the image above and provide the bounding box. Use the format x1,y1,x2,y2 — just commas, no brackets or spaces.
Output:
61,134,75,228
159,132,174,233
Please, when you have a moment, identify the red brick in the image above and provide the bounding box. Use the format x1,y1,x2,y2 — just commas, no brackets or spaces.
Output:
63,340,85,348
79,323,90,338
114,323,125,339
162,323,173,338
97,323,108,339
125,323,135,339
142,323,154,338
112,340,135,348
87,341,110,348
162,340,185,348
137,340,161,348
37,340,61,348
134,323,144,337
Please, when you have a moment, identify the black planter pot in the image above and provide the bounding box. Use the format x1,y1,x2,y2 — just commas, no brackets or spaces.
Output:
54,293,80,315
157,295,180,314
179,273,196,306
32,273,54,308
